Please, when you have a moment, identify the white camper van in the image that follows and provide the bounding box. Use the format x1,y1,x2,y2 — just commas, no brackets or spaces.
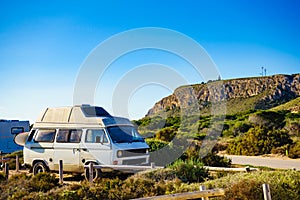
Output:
0,119,30,153
20,105,149,179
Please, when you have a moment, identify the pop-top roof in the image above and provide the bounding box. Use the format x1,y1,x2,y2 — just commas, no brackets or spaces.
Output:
34,105,132,128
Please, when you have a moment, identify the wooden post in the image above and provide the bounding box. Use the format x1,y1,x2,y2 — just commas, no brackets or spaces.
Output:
151,162,155,169
89,162,94,183
59,160,63,184
16,155,19,172
5,163,9,180
245,166,250,172
262,184,272,200
199,185,209,200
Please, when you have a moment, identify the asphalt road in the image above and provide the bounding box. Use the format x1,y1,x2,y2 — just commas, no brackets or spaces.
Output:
224,155,300,170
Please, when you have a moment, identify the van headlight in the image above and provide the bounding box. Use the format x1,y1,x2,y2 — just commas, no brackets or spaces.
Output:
146,149,149,154
117,150,123,158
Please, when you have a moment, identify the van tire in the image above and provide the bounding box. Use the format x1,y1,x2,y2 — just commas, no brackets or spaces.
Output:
84,166,102,181
33,161,48,175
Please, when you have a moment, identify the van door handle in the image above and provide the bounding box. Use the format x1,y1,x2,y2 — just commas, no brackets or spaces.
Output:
73,148,80,153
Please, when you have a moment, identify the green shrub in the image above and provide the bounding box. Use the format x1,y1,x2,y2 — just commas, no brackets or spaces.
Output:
146,138,168,152
271,144,289,155
165,116,181,128
134,168,178,182
1,173,32,200
227,127,293,155
155,127,178,142
224,179,262,200
201,153,232,167
168,159,209,183
118,177,159,199
27,173,58,193
194,133,206,140
232,121,252,135
133,116,151,127
248,110,286,128
288,141,300,158
285,121,300,137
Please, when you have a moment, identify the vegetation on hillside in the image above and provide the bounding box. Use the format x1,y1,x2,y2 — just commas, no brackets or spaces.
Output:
135,101,300,158
271,96,300,112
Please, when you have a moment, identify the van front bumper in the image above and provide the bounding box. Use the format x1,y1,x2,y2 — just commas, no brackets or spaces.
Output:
84,162,163,173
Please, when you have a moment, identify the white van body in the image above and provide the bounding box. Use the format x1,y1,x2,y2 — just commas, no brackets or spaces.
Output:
23,105,149,176
0,119,30,153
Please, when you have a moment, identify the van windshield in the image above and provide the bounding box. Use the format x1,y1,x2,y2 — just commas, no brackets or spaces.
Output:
106,126,144,143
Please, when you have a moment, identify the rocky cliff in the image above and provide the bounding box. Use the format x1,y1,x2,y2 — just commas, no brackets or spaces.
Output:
146,74,300,116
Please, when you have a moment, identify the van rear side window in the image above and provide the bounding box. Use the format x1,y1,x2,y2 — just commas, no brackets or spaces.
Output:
35,129,56,142
56,129,82,143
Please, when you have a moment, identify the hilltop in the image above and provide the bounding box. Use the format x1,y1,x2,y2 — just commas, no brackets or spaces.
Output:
146,74,300,117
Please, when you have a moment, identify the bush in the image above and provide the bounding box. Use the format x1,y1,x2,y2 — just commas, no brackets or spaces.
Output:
168,159,209,183
155,127,178,142
30,173,58,192
227,127,293,155
134,168,178,182
288,141,300,158
1,173,32,200
165,116,181,128
271,144,289,155
285,121,300,136
145,138,168,152
248,110,286,129
201,153,231,167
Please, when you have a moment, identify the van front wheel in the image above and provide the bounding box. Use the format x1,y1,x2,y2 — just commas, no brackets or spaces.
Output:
33,162,48,175
84,166,102,181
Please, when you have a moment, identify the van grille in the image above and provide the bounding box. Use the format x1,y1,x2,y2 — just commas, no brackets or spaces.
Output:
123,158,147,165
122,149,148,157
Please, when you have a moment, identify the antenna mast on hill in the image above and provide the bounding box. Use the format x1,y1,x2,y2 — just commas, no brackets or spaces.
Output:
264,68,267,76
260,66,267,77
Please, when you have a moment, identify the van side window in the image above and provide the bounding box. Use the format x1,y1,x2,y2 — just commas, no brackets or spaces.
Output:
56,130,69,142
56,129,82,143
86,129,108,143
69,130,82,143
34,129,56,142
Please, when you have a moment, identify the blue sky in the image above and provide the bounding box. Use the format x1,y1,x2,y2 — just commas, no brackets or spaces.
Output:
0,0,299,122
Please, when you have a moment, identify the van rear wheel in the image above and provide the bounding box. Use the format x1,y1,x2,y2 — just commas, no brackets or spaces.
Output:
84,165,102,181
33,162,48,175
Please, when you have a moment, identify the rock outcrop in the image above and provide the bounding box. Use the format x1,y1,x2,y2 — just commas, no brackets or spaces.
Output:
146,74,300,116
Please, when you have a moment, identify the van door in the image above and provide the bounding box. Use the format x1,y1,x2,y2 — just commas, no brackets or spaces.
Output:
82,129,112,165
30,129,56,170
53,129,82,172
